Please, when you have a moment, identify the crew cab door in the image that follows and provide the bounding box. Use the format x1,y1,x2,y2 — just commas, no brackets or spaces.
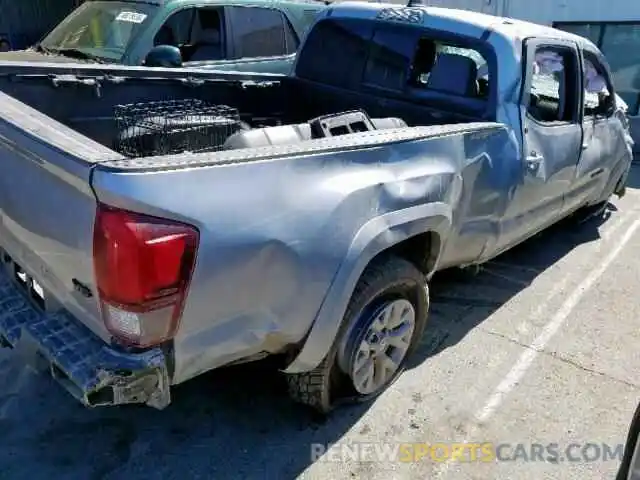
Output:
565,48,620,211
502,39,583,247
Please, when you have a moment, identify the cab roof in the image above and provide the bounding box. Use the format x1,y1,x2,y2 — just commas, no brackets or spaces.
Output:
325,2,598,50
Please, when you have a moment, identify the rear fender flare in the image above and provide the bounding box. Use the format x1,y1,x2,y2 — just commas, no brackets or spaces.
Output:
283,202,452,374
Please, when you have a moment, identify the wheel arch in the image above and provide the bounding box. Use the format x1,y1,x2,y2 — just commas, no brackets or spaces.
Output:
283,202,451,374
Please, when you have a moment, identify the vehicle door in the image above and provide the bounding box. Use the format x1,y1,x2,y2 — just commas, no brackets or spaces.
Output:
565,48,625,211
499,38,583,249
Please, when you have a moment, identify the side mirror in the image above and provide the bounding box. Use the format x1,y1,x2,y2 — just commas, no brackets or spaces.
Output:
144,45,182,68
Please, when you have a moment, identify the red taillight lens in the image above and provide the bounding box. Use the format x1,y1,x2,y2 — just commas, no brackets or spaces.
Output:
93,204,199,347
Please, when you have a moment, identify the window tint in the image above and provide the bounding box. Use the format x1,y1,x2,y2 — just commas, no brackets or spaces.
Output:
527,48,576,123
228,7,294,58
362,27,490,99
155,8,194,46
295,18,374,88
362,27,416,91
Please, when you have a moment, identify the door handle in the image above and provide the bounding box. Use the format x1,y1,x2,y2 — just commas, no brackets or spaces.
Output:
590,168,604,178
582,143,589,150
525,151,544,172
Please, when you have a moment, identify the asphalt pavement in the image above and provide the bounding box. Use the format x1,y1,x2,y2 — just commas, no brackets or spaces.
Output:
2,165,640,480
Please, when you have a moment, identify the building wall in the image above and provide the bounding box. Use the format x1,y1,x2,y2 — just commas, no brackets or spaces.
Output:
480,0,640,150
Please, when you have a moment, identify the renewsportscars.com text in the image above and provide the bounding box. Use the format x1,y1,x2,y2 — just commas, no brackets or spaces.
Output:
311,442,625,463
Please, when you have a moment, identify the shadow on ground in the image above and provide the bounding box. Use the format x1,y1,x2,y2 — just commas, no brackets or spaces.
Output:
0,195,625,480
413,201,616,364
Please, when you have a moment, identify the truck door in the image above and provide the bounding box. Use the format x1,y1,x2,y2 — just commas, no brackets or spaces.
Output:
564,49,619,212
501,39,583,248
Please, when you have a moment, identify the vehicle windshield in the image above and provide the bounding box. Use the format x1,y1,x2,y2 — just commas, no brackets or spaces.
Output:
39,1,157,62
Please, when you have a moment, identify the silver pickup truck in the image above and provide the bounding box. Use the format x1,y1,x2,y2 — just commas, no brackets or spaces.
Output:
0,2,633,415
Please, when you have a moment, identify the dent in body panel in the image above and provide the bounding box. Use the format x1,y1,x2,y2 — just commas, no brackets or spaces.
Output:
92,128,497,383
284,126,517,374
432,126,520,268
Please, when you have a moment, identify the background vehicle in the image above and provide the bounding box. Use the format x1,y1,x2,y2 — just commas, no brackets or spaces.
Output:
0,2,633,414
0,0,326,74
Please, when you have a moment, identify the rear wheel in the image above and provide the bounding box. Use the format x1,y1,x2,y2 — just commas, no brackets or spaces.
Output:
286,255,429,414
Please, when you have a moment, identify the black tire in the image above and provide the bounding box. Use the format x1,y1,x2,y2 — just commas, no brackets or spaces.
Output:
286,255,429,414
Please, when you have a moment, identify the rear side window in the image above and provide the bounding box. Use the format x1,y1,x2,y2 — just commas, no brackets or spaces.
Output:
295,18,374,87
228,6,297,58
362,27,416,91
363,27,490,99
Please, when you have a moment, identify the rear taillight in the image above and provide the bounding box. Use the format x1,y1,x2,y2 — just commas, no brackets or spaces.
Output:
93,204,199,348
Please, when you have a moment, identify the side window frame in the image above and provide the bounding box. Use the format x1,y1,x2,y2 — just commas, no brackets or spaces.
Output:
153,7,197,47
189,6,230,61
293,17,375,89
282,13,300,55
151,6,230,63
581,49,617,120
521,38,582,127
358,23,498,119
226,6,292,59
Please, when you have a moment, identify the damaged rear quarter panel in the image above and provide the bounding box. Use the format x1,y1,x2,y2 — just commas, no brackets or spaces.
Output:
91,123,512,383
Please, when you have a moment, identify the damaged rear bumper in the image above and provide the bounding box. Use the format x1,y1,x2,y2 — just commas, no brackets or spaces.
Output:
0,270,171,409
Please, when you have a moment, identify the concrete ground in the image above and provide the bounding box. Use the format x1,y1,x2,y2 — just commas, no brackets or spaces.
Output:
2,166,640,480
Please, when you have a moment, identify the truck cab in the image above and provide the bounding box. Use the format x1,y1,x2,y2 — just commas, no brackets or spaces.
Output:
0,0,325,74
289,4,632,265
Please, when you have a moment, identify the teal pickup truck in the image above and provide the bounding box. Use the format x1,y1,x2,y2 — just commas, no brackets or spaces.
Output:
0,0,326,74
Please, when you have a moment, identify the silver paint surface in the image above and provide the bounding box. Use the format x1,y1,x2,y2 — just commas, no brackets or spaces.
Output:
0,2,633,388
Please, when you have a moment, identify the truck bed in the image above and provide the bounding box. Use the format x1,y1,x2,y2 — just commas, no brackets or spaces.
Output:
0,61,510,407
0,62,488,164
